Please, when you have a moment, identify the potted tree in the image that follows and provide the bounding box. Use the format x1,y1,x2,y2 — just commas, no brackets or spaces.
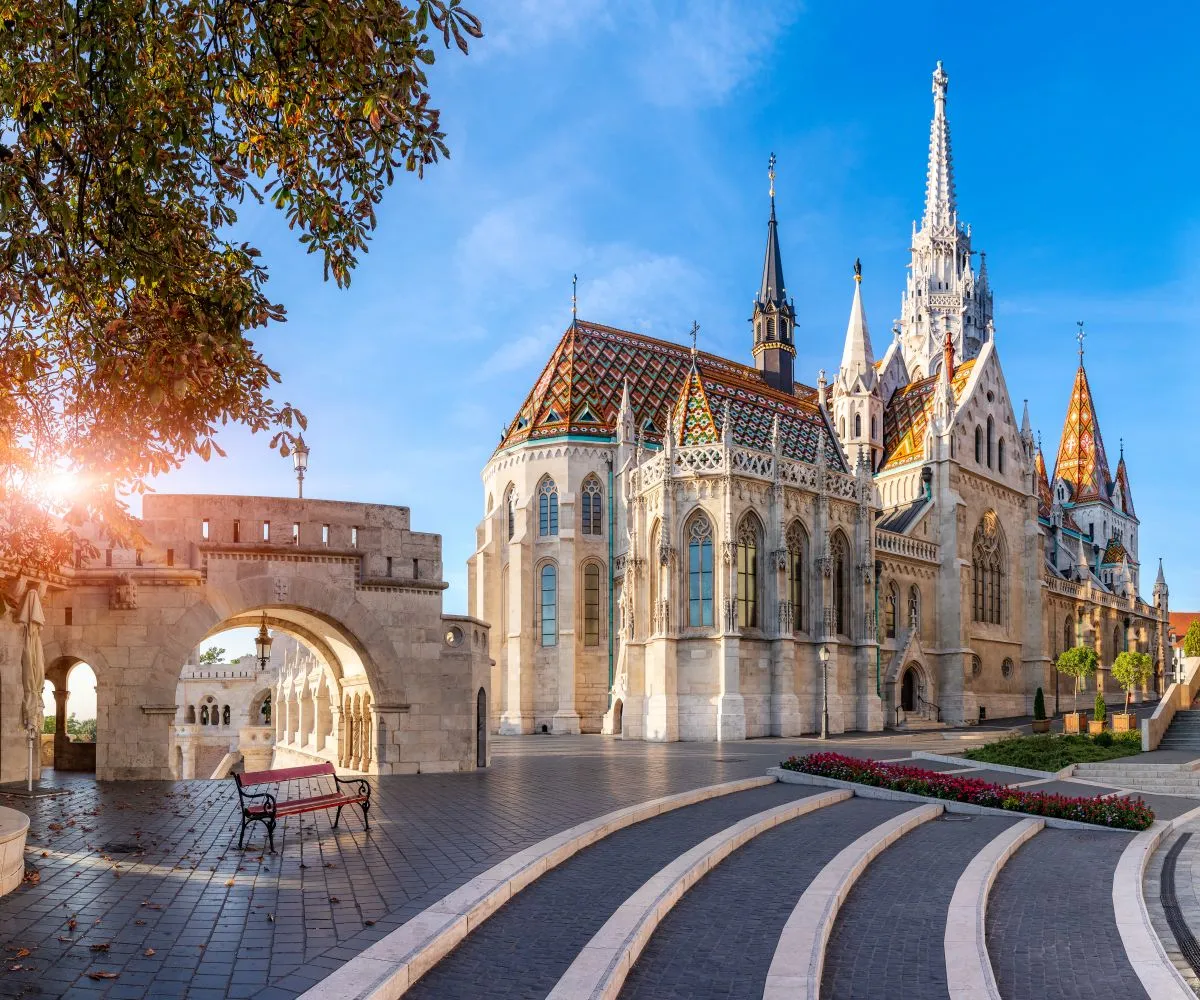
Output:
1111,650,1152,733
1032,687,1050,733
1056,646,1098,734
1090,690,1106,734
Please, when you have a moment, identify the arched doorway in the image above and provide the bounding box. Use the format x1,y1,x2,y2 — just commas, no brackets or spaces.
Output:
476,687,487,767
42,660,98,772
612,698,624,737
901,667,918,713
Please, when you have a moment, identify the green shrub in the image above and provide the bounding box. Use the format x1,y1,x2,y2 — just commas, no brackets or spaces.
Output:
1033,687,1046,721
1094,730,1113,747
1185,620,1200,658
1093,691,1106,723
961,731,1140,770
1057,646,1098,713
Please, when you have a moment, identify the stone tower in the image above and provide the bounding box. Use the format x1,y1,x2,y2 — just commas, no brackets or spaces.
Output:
751,154,797,392
897,61,993,378
832,260,883,469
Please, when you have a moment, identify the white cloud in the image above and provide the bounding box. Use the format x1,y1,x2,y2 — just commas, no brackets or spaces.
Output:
482,0,612,53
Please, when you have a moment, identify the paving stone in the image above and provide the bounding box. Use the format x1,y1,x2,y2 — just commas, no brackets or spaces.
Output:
986,827,1146,1000
620,797,913,1000
820,814,1016,1000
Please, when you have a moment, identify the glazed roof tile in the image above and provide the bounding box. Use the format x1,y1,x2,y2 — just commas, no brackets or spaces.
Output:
1102,538,1128,565
497,321,845,469
1034,446,1053,517
1053,364,1112,507
1114,455,1137,519
879,360,975,470
672,361,719,446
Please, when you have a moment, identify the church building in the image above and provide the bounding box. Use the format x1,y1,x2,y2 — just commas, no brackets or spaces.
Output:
468,62,1169,740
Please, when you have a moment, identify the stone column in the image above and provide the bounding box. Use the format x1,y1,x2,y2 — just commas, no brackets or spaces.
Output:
52,688,68,770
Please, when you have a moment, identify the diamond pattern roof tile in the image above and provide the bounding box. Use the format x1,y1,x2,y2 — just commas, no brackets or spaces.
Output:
879,360,975,470
1052,364,1113,507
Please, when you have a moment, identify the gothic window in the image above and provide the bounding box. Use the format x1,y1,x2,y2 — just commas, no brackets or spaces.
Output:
1001,657,1014,678
687,514,714,628
504,484,516,540
581,477,603,535
736,515,761,629
832,531,849,635
199,704,209,725
1064,615,1073,654
583,563,602,647
539,564,558,646
854,413,862,437
1113,624,1122,657
767,317,775,340
222,705,231,726
870,415,877,439
649,521,661,614
186,706,196,724
971,511,1005,625
998,438,1006,474
975,425,983,463
986,417,994,468
885,582,898,639
908,585,921,630
786,521,808,632
839,417,845,438
538,478,559,536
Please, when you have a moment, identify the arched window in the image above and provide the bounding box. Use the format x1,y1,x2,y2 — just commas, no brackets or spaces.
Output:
582,563,602,647
786,521,808,633
767,317,775,340
486,494,494,514
687,514,714,628
986,416,994,468
222,705,231,726
975,425,983,463
1064,615,1073,654
186,705,196,724
736,515,761,629
884,582,898,639
839,417,846,438
870,415,877,439
1113,624,1122,657
832,532,849,635
649,520,661,615
538,478,559,536
581,477,603,536
211,707,220,727
908,585,921,630
854,413,862,437
504,484,516,540
539,564,558,646
998,438,1006,474
971,511,1005,625
199,704,209,725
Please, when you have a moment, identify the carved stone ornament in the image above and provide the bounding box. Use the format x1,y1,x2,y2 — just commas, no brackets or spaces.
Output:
110,573,138,610
722,540,735,566
818,555,833,578
773,548,789,572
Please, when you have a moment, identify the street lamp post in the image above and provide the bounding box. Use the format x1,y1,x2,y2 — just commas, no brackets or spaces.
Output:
254,611,273,672
819,644,830,740
292,436,310,499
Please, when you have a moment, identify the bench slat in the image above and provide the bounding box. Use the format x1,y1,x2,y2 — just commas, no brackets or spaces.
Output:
246,792,367,817
238,762,335,786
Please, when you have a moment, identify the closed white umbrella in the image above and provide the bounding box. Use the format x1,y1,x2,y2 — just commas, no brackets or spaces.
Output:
18,588,45,790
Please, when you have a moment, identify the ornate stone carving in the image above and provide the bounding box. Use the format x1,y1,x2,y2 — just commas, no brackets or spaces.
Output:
110,573,138,610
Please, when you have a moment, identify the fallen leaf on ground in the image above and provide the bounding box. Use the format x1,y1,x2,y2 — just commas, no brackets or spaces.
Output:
87,971,118,980
143,948,155,957
89,943,110,952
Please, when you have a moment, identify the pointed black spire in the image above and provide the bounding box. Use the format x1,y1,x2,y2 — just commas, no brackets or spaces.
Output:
751,153,797,393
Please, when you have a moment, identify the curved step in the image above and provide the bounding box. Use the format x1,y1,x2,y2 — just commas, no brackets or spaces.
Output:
297,775,775,1000
944,818,1043,999
403,781,819,999
762,804,942,999
547,787,853,999
986,827,1150,999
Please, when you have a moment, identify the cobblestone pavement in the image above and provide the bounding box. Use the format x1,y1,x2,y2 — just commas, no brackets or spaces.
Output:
619,797,911,1000
986,828,1146,1000
1147,826,1200,991
409,782,823,1000
820,814,1015,1000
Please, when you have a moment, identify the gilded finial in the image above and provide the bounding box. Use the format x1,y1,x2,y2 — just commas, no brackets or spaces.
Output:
1076,320,1085,363
768,152,776,201
853,258,862,282
572,273,578,325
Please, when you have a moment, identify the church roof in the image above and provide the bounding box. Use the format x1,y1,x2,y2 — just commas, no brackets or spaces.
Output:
879,359,976,471
1034,445,1053,517
672,360,719,446
1114,454,1137,519
1102,538,1128,565
496,320,846,469
1052,362,1113,507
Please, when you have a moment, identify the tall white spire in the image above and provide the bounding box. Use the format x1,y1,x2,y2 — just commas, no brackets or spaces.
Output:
837,259,876,392
923,61,956,232
897,61,993,379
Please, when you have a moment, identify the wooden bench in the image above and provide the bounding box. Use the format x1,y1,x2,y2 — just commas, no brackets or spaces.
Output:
233,762,370,852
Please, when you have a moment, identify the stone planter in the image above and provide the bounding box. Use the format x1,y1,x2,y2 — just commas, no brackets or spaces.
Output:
0,808,29,897
1112,713,1136,733
1063,712,1087,734
1088,720,1106,735
1031,718,1051,734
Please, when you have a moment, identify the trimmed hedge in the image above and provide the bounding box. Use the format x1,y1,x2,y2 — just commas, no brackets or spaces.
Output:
779,752,1154,831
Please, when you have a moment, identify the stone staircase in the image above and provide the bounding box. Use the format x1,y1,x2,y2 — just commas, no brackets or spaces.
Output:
1074,760,1200,795
1158,708,1200,751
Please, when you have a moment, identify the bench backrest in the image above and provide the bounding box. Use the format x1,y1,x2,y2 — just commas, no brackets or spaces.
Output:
236,762,336,788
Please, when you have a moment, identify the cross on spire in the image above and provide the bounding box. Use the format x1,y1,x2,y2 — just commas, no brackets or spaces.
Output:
1076,320,1086,363
571,273,578,326
768,152,776,204
689,320,700,356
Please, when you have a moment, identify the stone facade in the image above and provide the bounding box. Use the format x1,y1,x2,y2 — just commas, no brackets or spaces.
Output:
471,61,1169,741
1,494,491,782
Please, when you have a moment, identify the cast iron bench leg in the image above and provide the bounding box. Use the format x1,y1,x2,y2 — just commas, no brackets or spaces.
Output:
333,804,343,829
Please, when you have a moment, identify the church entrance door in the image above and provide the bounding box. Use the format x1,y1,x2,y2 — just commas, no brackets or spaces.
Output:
901,668,918,713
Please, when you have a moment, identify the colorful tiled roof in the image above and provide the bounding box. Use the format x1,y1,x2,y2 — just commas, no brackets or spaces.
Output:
1102,538,1128,565
497,321,845,468
1114,455,1136,519
1053,364,1112,506
1034,446,1053,517
879,360,975,470
672,360,719,446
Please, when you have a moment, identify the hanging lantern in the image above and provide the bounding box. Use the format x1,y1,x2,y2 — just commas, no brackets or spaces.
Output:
254,612,273,671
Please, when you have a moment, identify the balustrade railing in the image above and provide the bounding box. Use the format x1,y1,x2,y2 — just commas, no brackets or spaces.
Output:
874,529,939,563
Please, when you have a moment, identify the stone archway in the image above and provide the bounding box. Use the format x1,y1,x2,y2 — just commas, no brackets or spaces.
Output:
42,656,98,773
612,698,624,737
901,666,919,713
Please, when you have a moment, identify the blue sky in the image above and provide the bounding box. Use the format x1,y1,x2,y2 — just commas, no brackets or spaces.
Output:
157,0,1200,620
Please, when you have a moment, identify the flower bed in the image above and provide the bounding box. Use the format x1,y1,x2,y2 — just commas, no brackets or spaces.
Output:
779,752,1154,831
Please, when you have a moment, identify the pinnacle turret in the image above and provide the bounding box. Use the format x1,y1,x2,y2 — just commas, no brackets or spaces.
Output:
923,60,957,232
751,153,797,393
837,259,876,392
